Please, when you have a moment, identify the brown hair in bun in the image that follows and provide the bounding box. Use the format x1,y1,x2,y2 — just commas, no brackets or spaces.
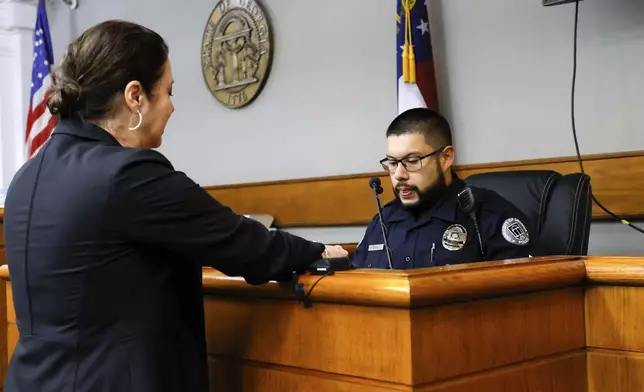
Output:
47,20,168,121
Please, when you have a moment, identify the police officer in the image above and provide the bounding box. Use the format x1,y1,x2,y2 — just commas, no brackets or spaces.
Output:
352,108,534,269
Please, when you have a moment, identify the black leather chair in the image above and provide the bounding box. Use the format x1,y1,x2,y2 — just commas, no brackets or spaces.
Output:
464,170,592,256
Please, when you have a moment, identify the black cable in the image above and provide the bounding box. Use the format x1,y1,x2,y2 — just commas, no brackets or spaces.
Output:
303,272,332,297
570,0,644,234
571,1,583,173
294,272,334,308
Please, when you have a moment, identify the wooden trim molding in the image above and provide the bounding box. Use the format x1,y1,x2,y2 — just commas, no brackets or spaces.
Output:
0,256,591,308
585,256,644,286
205,150,644,227
197,256,587,308
1,151,641,228
0,256,631,307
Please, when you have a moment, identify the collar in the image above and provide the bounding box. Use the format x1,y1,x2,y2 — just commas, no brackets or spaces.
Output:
383,175,466,225
52,119,122,146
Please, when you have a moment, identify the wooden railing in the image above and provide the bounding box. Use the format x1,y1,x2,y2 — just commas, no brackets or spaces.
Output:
2,256,644,390
205,150,644,227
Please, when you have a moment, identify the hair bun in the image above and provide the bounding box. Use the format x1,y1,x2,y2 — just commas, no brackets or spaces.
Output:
46,20,168,121
47,69,82,117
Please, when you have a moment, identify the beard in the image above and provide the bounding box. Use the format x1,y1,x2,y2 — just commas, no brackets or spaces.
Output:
394,162,449,215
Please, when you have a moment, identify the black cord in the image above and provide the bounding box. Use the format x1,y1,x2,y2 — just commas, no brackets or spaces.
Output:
303,272,333,298
570,1,644,235
294,272,334,308
571,1,583,172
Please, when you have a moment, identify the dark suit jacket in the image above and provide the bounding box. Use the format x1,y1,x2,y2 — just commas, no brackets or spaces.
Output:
2,120,325,392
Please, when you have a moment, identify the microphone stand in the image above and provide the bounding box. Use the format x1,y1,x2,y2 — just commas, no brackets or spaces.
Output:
371,183,394,269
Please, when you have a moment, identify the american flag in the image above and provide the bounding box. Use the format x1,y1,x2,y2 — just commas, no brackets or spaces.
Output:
25,0,58,158
396,0,439,113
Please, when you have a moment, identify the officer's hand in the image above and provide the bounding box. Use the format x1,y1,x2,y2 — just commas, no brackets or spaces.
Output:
322,245,349,258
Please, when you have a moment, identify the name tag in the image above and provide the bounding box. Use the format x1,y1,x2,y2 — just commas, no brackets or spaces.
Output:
368,244,384,252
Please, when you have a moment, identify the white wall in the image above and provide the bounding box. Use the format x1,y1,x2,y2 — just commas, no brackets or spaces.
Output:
46,0,394,186
7,0,644,254
40,0,644,181
0,0,37,197
431,0,644,165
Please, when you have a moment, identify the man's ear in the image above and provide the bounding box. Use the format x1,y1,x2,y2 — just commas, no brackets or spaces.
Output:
440,146,455,171
123,81,143,111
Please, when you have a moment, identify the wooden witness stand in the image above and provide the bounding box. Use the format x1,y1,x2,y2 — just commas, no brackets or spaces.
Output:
0,256,643,391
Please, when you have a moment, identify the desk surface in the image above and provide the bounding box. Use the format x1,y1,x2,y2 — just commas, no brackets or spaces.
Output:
1,255,640,308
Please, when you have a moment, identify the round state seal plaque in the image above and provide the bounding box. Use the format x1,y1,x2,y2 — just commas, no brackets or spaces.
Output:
201,0,273,109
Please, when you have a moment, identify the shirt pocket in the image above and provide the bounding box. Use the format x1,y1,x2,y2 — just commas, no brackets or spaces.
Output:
433,239,481,266
365,245,388,268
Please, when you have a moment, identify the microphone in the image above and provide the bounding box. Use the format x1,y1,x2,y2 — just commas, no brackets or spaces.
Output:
456,187,487,261
369,177,393,269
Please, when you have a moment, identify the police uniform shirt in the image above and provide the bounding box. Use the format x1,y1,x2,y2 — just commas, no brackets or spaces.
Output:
352,177,534,269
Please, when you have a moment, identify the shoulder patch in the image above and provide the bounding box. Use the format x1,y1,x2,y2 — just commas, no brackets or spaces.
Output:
501,218,530,246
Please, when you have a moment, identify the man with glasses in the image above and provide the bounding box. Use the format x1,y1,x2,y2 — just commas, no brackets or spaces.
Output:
352,108,534,269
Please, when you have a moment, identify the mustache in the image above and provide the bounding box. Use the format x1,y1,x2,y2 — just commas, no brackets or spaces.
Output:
395,183,418,192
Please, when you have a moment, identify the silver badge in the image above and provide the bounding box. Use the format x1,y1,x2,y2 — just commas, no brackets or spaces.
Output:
442,224,468,251
502,218,530,246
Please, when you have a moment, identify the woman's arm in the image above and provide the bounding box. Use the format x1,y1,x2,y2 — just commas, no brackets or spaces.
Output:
112,149,345,284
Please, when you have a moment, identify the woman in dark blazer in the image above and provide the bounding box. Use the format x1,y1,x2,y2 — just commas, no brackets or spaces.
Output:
2,20,347,392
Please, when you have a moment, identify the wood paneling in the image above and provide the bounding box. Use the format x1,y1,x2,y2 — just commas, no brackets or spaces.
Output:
4,257,644,390
585,267,644,391
6,323,16,369
203,288,585,388
204,297,414,384
208,356,411,392
0,231,6,388
205,150,644,227
587,349,644,392
585,286,644,352
200,256,585,308
207,352,587,392
5,284,14,366
418,351,587,392
0,282,5,387
5,283,13,325
411,288,585,384
201,258,587,387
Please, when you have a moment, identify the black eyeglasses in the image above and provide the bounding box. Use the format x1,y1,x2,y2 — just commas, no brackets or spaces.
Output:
379,146,446,173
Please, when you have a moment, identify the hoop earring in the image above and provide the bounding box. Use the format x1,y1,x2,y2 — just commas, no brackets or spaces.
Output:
129,110,143,131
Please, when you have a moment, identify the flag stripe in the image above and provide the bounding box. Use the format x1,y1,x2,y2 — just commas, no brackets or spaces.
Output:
25,0,58,158
415,61,438,111
28,108,53,146
29,116,57,157
25,94,50,141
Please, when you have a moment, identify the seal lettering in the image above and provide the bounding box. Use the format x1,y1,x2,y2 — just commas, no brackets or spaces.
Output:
218,0,229,14
227,91,248,106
